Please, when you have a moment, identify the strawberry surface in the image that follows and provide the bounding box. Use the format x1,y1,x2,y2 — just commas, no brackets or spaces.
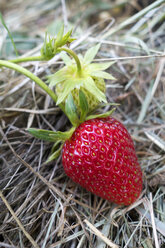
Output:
62,117,143,205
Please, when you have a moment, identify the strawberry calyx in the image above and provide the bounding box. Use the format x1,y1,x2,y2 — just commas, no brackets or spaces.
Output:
28,126,76,142
48,44,116,119
28,105,117,162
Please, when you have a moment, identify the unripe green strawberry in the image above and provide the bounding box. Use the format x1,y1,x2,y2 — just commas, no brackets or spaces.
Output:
48,44,115,116
62,117,143,205
56,76,106,114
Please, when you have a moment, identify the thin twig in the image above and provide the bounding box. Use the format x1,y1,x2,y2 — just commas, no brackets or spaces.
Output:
149,193,160,248
0,191,40,248
0,126,66,201
84,219,118,248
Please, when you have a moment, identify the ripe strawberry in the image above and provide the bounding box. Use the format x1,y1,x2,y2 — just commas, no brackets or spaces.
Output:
62,117,143,205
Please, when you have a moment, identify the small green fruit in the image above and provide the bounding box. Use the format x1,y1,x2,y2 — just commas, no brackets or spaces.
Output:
56,76,105,114
48,44,115,116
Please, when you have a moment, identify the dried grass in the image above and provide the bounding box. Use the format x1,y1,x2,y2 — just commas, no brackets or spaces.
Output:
0,0,165,247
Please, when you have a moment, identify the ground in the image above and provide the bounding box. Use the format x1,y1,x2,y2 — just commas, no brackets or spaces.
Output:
0,0,165,247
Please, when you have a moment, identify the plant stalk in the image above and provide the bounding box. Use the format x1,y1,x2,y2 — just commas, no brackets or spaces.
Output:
58,47,82,77
0,60,67,111
9,55,45,63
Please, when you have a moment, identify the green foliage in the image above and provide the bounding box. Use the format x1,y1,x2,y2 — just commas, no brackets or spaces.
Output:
86,108,116,121
46,141,63,163
79,90,89,122
65,93,80,126
84,44,100,64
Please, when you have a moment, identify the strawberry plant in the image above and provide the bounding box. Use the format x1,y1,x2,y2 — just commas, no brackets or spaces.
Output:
0,26,143,205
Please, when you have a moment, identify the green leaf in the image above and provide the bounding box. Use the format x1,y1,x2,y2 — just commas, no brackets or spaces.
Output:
79,90,89,122
86,108,116,121
56,78,83,105
28,128,75,142
84,44,101,64
65,93,80,126
88,62,115,72
55,25,64,47
48,68,66,87
60,52,72,66
83,77,107,103
90,71,116,80
46,143,63,163
0,12,18,56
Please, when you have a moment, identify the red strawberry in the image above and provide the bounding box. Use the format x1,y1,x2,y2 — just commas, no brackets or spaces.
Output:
62,116,143,205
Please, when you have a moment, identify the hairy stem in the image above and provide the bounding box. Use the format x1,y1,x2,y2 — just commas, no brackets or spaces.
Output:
58,47,82,77
0,60,60,104
9,56,45,63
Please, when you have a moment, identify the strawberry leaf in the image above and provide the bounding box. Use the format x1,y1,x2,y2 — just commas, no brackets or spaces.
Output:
84,44,100,64
65,93,80,126
90,71,116,80
83,77,107,103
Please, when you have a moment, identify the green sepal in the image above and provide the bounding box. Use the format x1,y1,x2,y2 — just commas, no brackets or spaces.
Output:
56,78,81,105
28,127,76,142
97,102,120,108
90,71,116,80
45,141,63,163
60,29,75,47
79,90,89,122
88,61,115,71
51,140,62,153
83,77,107,103
86,108,116,121
40,33,54,60
48,68,66,87
65,93,80,126
55,25,64,49
84,44,101,64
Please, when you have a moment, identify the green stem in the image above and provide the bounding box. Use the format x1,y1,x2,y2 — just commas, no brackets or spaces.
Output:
9,55,45,63
58,47,82,77
0,59,59,103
